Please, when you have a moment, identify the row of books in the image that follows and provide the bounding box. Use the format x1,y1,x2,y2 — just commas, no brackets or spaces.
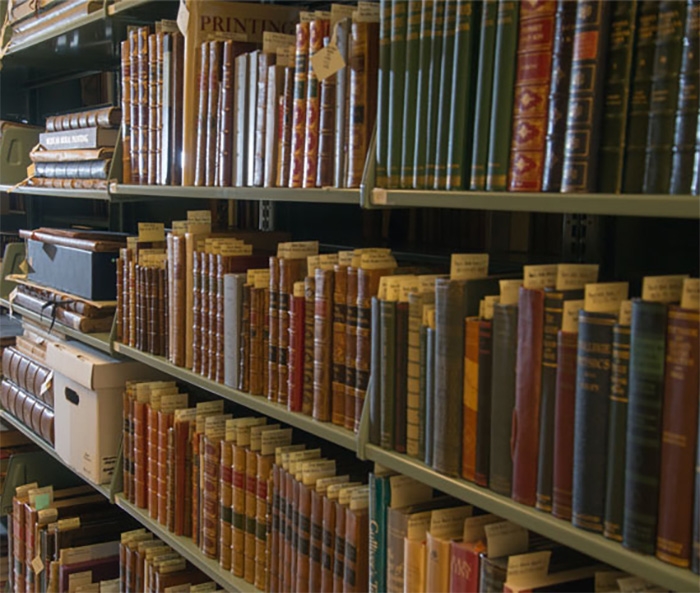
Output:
369,262,700,573
376,0,700,195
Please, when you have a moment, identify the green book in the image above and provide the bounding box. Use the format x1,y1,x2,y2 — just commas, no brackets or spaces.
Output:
485,0,519,191
412,0,436,189
376,0,392,188
446,0,480,190
369,473,389,593
387,0,408,188
423,0,446,189
433,0,458,189
379,299,397,450
470,0,498,190
400,0,423,188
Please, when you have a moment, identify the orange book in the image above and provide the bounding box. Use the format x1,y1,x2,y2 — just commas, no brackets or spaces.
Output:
303,17,329,187
290,22,310,188
462,317,480,482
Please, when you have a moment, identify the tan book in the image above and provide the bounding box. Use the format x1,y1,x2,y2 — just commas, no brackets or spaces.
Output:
313,268,334,421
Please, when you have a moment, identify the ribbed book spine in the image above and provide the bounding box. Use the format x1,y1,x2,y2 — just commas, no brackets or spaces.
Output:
475,319,493,487
317,38,337,188
288,284,305,412
394,302,409,453
406,293,423,457
462,318,480,482
268,257,280,401
379,299,397,450
332,265,348,426
303,276,316,416
290,23,310,188
194,42,210,187
304,18,328,188
313,269,334,421
388,0,408,188
121,39,132,184
369,296,382,446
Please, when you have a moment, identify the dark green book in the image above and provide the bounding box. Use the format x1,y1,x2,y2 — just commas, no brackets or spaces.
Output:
376,0,391,188
670,0,699,195
379,299,397,450
572,310,616,533
485,0,520,191
423,0,447,189
622,1,661,193
470,0,498,190
369,296,382,446
604,322,631,542
412,0,435,189
424,325,436,467
599,0,640,193
446,0,479,190
368,473,389,593
387,0,408,188
642,0,687,193
400,0,423,189
623,299,668,554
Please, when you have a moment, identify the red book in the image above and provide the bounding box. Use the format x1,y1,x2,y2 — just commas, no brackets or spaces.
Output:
512,287,545,506
288,283,306,412
449,540,484,593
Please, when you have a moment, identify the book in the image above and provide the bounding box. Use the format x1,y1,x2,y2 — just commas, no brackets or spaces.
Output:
332,264,348,426
376,0,391,188
303,16,328,188
38,127,118,151
462,317,480,482
400,0,422,189
290,22,310,188
313,268,334,422
387,0,407,188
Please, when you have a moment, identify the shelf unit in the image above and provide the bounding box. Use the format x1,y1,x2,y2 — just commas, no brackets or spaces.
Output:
115,495,261,593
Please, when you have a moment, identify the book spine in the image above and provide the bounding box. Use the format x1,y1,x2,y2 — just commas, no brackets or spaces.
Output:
379,299,397,450
332,265,348,426
622,1,661,193
303,276,316,416
603,323,631,539
192,251,201,374
136,27,149,184
219,40,235,187
269,256,280,401
424,0,447,189
321,494,336,592
304,19,327,188
512,288,545,506
376,0,391,187
205,41,222,186
344,508,369,592
598,0,639,192
489,303,519,496
400,0,423,188
202,436,221,558
317,40,337,188
656,306,699,567
157,411,173,525
642,0,688,193
290,23,310,188
277,67,295,187
232,443,247,577
250,286,265,396
255,455,273,588
295,484,312,590
388,0,408,188
288,287,305,412
244,449,258,582
462,318,480,481
346,21,372,188
269,466,281,592
369,296,382,446
470,0,498,190
247,51,259,188
309,489,325,592
425,326,436,467
265,65,282,187
561,0,612,192
332,503,347,593
121,39,132,184
486,0,520,190
313,268,334,422
240,284,251,393
406,293,423,457
194,42,210,186
234,53,249,187
254,52,272,188
542,0,577,192
219,441,233,570
623,299,668,554
694,401,700,575
147,33,159,185
394,302,409,454
147,403,159,518
368,474,386,593
346,267,359,430
171,32,184,185
280,259,305,405
475,319,493,487
572,310,615,532
334,19,351,188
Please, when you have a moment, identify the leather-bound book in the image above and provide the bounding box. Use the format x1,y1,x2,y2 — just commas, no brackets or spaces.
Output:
303,275,317,416
269,465,282,592
462,317,481,482
192,432,203,547
161,32,172,184
572,310,615,532
344,488,369,593
269,256,280,401
507,0,556,192
121,39,132,184
551,329,578,520
202,434,222,559
475,318,493,487
219,440,233,570
670,0,700,194
232,437,248,577
376,0,390,188
129,27,144,184
218,40,235,187
542,0,577,192
133,396,149,508
191,251,202,373
314,268,334,422
304,17,329,188
277,67,295,187
172,415,190,536
332,264,348,426
247,50,260,187
642,1,687,193
406,292,432,457
622,1,661,192
317,36,337,188
123,384,135,502
234,52,249,187
346,18,379,188
170,32,184,185
289,281,306,412
345,266,359,428
334,18,351,188
512,287,545,506
394,300,410,453
206,41,222,186
623,299,668,554
265,64,286,187
380,298,396,450
250,286,266,396
424,323,436,467
280,258,307,405
598,0,640,192
290,22,310,188
239,283,251,393
1,347,53,405
603,322,631,539
137,28,151,184
561,0,612,192
254,51,276,187
154,33,164,185
656,305,699,567
199,253,212,376
244,447,259,582
489,302,518,496
157,409,174,526
255,452,274,589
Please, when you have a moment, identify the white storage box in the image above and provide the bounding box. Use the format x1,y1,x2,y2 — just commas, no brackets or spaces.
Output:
47,340,156,484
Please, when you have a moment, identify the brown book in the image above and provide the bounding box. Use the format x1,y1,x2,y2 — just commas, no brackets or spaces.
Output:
191,250,202,374
170,32,185,185
200,253,213,377
268,256,280,401
239,283,252,393
462,317,480,482
45,105,121,132
332,264,348,426
219,440,234,570
290,21,310,188
121,40,133,184
154,32,164,185
295,481,314,591
343,491,369,593
157,409,174,526
218,40,235,187
250,286,265,395
1,346,53,406
268,464,282,592
194,42,210,186
147,33,158,185
207,252,219,380
244,448,259,583
289,281,306,412
265,64,286,187
202,434,222,559
232,439,248,577
234,52,249,187
344,266,359,429
314,268,334,421
277,66,295,187
137,26,149,184
254,51,276,187
11,290,113,333
206,40,223,187
304,17,329,188
279,258,307,405
309,488,325,592
255,452,274,589
302,275,317,416
333,498,347,593
317,36,337,188
173,415,191,537
656,306,699,568
346,20,379,188
147,400,160,517
171,235,186,366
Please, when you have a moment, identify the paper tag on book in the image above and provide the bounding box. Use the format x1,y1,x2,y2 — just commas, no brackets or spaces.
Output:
171,220,187,236
31,556,44,575
616,576,667,592
681,278,700,310
499,279,523,305
205,414,232,440
619,300,632,326
385,275,413,301
481,295,499,320
350,485,370,510
98,579,121,593
40,372,53,396
276,44,295,67
278,241,319,259
429,506,474,539
337,250,354,266
260,428,293,455
312,41,345,81
360,250,397,270
176,0,189,35
29,486,53,506
424,305,436,328
263,31,295,54
331,3,355,27
299,10,315,22
301,459,336,485
251,424,281,452
594,571,629,593
58,517,81,531
556,264,599,290
247,268,271,289
523,265,557,289
387,474,432,508
138,222,165,243
318,253,339,270
584,282,629,313
506,551,552,586
484,521,529,559
462,514,502,544
356,0,380,21
316,474,350,494
562,299,584,333
419,274,445,293
642,274,688,303
450,253,489,280
27,163,35,178
190,583,218,593
399,276,420,302
275,444,306,466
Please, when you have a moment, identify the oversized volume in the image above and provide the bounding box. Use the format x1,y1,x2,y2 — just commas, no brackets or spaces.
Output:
332,265,348,426
303,276,316,416
561,1,612,192
475,319,493,486
288,282,305,412
268,256,280,401
572,311,615,532
486,0,520,190
303,17,328,187
599,1,640,192
542,0,577,192
218,40,235,187
604,323,631,540
462,318,480,481
313,269,334,421
290,22,310,188
623,299,668,554
489,303,518,496
512,287,545,506
643,0,688,193
508,0,556,192
194,42,210,186
387,0,408,188
656,306,699,567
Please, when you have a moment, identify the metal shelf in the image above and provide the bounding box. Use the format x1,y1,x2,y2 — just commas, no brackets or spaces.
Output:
363,444,699,593
113,343,359,452
370,188,700,218
109,183,362,204
0,409,111,500
115,494,261,593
